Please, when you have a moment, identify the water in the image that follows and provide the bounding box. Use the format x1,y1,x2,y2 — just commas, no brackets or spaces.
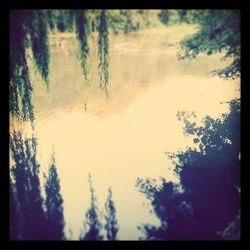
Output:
11,24,240,240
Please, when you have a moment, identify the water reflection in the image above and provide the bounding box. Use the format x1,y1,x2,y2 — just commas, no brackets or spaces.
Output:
10,25,240,240
136,100,240,240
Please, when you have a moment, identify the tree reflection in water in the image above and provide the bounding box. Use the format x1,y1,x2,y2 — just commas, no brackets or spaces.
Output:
136,99,240,240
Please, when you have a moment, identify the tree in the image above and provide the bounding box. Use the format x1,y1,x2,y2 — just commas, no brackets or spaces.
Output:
10,10,50,122
104,187,119,240
137,99,240,240
80,174,103,240
178,10,240,79
98,10,109,90
44,152,65,240
10,11,35,122
10,131,47,240
29,10,50,87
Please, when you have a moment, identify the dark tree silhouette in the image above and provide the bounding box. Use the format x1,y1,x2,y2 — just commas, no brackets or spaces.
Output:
105,187,119,240
80,174,103,240
44,152,65,240
10,131,47,240
137,99,240,240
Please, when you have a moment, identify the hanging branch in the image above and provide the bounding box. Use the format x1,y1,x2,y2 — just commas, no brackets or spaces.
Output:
98,10,109,89
30,10,50,89
10,10,51,123
75,10,90,81
10,10,34,122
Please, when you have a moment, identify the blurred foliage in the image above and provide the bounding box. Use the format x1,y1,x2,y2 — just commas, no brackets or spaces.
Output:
177,10,191,24
100,10,152,35
178,10,240,79
137,99,240,240
44,10,75,32
158,10,172,25
120,10,140,34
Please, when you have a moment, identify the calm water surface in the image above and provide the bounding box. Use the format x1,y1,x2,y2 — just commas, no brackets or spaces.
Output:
10,25,240,240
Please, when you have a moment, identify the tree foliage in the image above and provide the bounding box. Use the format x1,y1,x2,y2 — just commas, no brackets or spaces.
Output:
10,11,34,122
10,10,50,122
98,10,109,89
178,10,240,79
44,10,75,33
137,99,240,240
158,10,171,25
120,10,140,34
75,10,90,81
177,10,191,24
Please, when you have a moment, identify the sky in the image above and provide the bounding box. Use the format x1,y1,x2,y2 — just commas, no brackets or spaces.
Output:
10,24,240,240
